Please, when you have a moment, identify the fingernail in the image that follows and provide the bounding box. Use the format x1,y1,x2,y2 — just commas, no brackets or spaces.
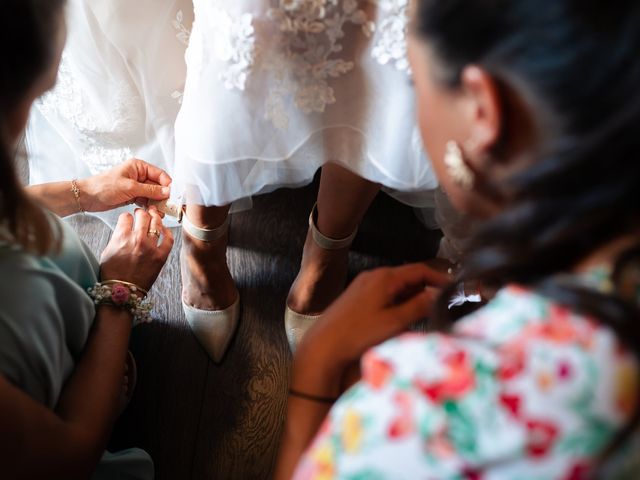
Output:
162,187,171,195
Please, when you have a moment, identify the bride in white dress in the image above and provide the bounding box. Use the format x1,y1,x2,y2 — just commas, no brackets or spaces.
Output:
175,0,447,361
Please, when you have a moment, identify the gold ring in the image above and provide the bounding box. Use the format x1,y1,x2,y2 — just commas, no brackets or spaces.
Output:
147,229,161,239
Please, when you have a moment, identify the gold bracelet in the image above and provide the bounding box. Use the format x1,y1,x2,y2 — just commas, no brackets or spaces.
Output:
70,179,85,215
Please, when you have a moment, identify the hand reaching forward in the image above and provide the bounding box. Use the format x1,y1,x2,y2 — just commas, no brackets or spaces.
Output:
293,263,446,394
78,158,172,213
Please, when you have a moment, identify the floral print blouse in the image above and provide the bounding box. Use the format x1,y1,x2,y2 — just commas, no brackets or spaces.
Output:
294,281,640,479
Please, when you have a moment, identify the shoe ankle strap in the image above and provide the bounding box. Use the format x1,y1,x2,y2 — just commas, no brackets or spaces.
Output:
309,204,358,250
182,212,230,242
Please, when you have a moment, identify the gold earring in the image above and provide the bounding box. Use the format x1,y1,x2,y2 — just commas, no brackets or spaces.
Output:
444,140,475,190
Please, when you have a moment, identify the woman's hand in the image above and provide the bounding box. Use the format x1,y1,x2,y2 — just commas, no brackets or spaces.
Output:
99,207,174,291
292,263,445,397
78,158,172,213
274,264,445,480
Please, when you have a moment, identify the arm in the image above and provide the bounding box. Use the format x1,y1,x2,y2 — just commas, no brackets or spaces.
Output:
275,264,439,479
0,306,132,479
26,158,172,217
0,208,173,479
26,179,91,218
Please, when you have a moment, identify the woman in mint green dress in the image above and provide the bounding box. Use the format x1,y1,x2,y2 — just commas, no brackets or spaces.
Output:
0,1,175,477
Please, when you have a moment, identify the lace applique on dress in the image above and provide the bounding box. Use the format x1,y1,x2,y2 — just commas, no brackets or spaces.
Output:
37,54,140,174
172,9,191,103
173,9,191,46
206,7,258,91
371,0,410,72
264,0,375,129
194,1,410,129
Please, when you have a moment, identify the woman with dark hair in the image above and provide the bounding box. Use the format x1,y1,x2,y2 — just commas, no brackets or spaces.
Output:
276,0,640,477
0,1,174,477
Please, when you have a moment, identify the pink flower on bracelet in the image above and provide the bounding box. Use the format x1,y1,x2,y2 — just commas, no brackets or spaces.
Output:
111,284,131,305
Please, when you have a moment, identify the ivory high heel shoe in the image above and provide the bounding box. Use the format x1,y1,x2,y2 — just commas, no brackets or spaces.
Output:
285,205,357,352
181,212,240,364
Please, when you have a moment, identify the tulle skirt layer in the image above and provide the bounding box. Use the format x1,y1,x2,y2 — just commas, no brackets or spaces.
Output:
173,0,439,208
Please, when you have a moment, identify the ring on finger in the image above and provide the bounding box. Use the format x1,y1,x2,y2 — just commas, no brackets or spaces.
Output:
147,229,161,239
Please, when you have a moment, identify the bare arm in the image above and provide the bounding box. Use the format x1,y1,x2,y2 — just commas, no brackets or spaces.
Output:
275,265,438,479
26,158,172,217
26,180,88,217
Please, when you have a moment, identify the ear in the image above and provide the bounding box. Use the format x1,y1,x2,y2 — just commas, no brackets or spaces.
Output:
459,65,502,164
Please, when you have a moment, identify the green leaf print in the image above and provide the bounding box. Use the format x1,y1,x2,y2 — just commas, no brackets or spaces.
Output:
443,400,477,457
345,471,386,480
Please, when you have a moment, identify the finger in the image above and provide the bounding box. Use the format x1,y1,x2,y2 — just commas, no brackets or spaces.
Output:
133,208,152,239
158,225,175,257
134,198,165,218
134,159,172,187
126,180,171,201
114,212,134,236
147,208,164,244
394,262,451,287
383,263,450,304
384,288,435,330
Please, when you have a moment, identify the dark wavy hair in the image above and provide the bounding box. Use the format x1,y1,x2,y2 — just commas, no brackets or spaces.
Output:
0,0,66,253
416,0,640,462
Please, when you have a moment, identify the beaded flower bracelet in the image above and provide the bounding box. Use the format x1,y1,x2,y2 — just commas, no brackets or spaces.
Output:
87,280,153,326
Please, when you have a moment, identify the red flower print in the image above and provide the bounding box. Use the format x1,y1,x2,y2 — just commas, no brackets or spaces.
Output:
388,414,414,440
388,391,415,440
363,353,394,390
498,345,526,381
539,317,576,344
462,466,483,480
499,393,522,419
525,419,559,458
415,349,475,404
392,391,413,410
564,461,591,480
528,305,596,350
557,360,573,381
425,428,455,459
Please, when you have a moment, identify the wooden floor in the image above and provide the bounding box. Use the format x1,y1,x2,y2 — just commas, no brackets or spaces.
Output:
66,179,441,479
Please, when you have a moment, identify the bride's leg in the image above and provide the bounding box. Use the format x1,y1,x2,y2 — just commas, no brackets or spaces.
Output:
181,204,238,311
287,163,381,314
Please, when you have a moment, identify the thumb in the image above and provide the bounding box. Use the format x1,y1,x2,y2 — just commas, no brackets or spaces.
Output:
128,181,171,201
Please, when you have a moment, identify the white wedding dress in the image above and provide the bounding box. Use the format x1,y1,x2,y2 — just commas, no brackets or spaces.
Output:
172,0,440,207
27,0,473,260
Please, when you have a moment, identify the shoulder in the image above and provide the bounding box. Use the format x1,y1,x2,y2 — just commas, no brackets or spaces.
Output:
0,248,54,301
0,247,78,345
0,244,95,406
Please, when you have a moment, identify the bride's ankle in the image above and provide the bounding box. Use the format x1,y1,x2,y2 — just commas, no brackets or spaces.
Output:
180,255,238,310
